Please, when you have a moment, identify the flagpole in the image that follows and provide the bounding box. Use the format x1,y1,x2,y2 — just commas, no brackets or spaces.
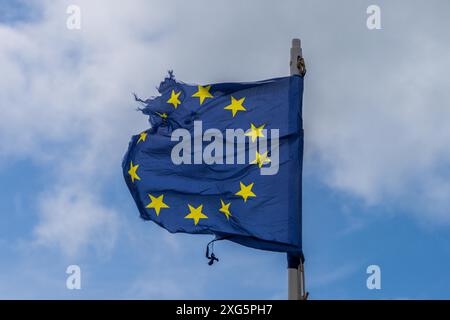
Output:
288,38,307,300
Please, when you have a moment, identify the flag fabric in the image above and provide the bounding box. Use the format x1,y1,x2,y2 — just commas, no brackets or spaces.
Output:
122,72,304,260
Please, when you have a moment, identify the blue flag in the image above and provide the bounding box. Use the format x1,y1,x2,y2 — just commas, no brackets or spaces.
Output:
123,72,303,262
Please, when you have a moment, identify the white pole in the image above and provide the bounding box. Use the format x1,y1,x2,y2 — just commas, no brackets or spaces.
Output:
288,267,300,300
288,38,306,300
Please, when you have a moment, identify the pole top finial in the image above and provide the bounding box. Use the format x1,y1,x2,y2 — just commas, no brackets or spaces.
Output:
292,38,301,48
290,38,305,76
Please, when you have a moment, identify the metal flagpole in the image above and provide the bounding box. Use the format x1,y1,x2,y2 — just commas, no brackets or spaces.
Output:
288,38,307,300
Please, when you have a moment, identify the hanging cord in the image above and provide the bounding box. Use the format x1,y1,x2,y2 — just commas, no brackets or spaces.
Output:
205,236,231,265
205,239,219,265
298,253,308,300
299,262,309,300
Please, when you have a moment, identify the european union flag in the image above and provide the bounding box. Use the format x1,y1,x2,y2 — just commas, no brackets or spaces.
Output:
122,71,303,262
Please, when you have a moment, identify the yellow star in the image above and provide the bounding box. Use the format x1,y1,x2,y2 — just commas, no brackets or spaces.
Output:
145,194,169,216
137,132,147,143
184,204,208,225
192,85,213,105
128,161,140,183
245,123,265,142
219,199,232,220
224,96,246,117
250,151,271,168
167,90,181,109
235,182,256,202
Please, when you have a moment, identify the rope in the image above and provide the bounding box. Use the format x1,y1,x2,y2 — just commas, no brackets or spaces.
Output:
205,239,220,265
297,57,307,77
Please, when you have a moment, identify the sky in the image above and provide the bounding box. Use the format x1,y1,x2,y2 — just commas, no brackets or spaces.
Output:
1,0,450,299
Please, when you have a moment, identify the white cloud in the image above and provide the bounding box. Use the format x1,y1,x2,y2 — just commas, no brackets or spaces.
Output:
34,184,119,257
305,25,450,221
0,0,171,256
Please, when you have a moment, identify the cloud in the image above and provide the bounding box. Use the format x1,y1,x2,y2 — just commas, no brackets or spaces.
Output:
303,5,450,221
0,0,171,256
34,184,119,257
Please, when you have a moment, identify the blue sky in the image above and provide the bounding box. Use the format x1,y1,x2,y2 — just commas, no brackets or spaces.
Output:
1,0,450,299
